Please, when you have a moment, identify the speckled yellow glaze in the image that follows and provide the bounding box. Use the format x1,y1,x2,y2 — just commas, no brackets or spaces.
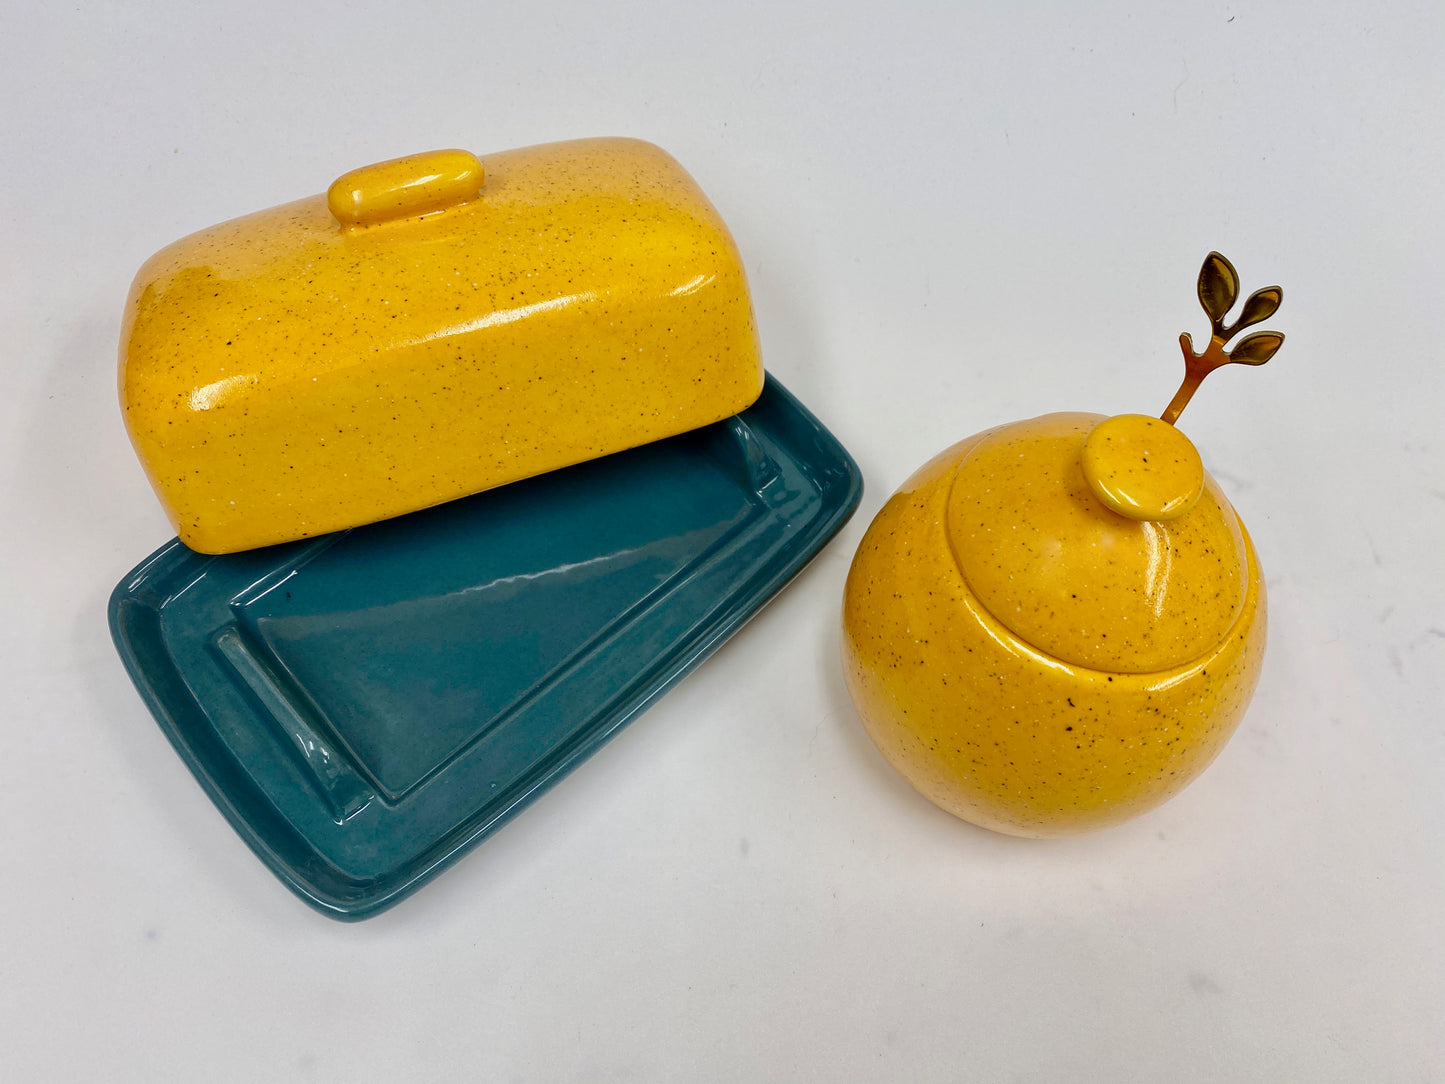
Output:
841,414,1265,837
120,138,763,554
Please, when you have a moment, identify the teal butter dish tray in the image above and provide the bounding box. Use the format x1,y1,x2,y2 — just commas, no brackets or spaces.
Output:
110,376,862,919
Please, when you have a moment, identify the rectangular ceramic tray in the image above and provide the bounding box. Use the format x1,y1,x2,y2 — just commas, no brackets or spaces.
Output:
110,375,862,919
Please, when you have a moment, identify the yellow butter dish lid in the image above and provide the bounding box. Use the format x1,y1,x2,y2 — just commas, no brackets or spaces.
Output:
119,138,764,554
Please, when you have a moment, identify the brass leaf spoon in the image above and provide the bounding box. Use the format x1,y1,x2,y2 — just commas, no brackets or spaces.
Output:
1161,251,1284,425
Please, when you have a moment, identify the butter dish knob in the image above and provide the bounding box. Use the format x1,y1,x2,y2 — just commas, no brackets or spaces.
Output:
327,148,484,227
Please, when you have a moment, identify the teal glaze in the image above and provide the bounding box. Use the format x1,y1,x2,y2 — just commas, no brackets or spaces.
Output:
109,376,862,920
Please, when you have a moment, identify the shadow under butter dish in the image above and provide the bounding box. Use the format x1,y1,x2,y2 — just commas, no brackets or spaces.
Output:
841,413,1265,837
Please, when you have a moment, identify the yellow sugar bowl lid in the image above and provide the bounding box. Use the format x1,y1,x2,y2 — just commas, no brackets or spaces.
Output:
944,412,1248,673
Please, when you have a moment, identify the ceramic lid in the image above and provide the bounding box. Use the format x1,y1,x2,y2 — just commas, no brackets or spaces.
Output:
945,412,1248,673
118,138,763,553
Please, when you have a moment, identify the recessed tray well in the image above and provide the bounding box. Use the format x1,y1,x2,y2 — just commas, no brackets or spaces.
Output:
110,376,862,919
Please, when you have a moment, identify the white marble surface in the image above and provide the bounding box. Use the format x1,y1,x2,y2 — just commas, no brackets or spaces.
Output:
2,2,1442,1080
